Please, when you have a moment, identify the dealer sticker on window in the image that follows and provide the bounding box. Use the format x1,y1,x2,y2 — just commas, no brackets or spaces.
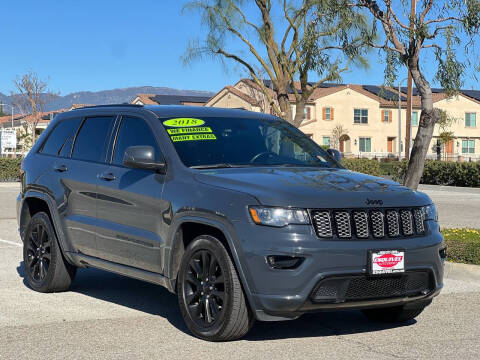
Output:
370,250,405,275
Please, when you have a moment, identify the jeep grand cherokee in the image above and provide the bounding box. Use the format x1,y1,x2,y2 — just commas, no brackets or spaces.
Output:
17,105,445,341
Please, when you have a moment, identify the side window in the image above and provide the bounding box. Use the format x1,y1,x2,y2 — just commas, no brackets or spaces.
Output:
112,116,160,166
72,116,115,162
40,118,82,156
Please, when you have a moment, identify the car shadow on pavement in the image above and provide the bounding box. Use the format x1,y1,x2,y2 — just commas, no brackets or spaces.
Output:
16,261,188,333
17,261,415,341
245,310,415,341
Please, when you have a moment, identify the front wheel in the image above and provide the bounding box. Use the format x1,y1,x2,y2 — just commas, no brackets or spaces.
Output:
177,235,254,341
362,304,426,323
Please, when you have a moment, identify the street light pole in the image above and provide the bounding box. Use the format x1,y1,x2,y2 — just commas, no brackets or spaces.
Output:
398,78,408,160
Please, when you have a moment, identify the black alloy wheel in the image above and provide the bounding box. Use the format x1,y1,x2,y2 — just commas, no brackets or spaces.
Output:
184,249,226,327
26,223,52,283
177,235,254,341
23,212,76,293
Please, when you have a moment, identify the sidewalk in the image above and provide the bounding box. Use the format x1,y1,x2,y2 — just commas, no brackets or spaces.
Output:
444,262,480,282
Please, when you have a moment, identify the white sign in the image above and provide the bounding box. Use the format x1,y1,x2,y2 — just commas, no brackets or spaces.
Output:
371,250,405,275
0,129,17,151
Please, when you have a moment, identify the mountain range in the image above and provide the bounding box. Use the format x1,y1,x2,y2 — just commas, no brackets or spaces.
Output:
0,86,215,114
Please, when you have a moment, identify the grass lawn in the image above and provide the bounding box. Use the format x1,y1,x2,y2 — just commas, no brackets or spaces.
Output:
441,228,480,265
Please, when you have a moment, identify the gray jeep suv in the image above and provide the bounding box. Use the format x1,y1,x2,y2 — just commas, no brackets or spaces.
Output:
17,105,445,341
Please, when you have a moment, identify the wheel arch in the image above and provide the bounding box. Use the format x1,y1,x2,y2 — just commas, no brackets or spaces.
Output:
19,191,73,262
165,216,255,313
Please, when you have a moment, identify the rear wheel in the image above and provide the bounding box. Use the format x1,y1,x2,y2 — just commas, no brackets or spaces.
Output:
177,235,254,341
362,304,426,323
23,212,76,292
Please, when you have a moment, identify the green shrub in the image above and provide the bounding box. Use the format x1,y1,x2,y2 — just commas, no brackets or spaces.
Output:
378,160,408,182
420,160,480,187
341,158,382,177
0,158,22,181
442,228,480,265
342,158,480,187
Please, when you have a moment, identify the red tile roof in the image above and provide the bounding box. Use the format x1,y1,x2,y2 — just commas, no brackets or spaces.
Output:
0,109,67,126
69,104,95,110
132,94,158,105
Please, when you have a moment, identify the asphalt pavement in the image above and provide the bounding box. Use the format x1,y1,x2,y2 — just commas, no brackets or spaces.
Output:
1,182,480,359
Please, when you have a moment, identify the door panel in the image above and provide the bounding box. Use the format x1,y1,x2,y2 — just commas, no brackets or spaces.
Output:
95,169,167,272
93,115,168,273
59,159,108,257
60,115,116,256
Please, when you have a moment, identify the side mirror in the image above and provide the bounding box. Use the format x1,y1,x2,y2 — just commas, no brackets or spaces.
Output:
327,148,342,163
123,146,166,172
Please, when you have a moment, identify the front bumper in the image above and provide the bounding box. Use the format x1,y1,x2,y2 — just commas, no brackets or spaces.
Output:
234,220,445,321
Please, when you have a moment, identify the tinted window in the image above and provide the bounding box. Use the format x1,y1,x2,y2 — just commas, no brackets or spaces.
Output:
161,117,339,168
41,118,81,156
72,117,115,162
113,117,160,165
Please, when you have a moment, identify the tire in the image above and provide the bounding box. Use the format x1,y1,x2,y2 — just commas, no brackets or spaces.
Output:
23,212,76,293
177,235,254,341
362,304,426,323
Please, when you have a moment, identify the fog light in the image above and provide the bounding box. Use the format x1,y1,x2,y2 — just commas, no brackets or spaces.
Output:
266,255,304,269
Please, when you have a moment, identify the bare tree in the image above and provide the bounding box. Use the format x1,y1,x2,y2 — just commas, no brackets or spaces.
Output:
244,68,269,113
330,123,348,150
11,71,56,143
183,0,373,126
357,0,480,189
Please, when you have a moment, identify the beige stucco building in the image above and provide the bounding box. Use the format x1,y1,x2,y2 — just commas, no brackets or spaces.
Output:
204,79,480,161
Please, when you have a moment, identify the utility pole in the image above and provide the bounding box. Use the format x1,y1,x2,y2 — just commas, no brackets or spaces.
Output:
398,78,408,160
405,0,416,161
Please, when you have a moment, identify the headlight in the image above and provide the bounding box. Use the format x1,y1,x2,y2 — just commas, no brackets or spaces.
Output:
248,206,310,227
423,204,438,221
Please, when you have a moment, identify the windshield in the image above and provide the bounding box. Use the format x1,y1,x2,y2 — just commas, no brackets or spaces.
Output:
160,116,340,169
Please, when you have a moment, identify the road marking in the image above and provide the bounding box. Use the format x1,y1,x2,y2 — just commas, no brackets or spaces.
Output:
0,238,22,247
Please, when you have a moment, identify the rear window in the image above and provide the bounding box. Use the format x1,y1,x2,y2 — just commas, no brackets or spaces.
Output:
40,118,82,157
72,116,115,162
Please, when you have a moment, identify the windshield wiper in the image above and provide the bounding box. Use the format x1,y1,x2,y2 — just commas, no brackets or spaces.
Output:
191,163,237,169
271,163,330,168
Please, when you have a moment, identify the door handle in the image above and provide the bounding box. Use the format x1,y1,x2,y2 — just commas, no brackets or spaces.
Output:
99,172,116,181
54,165,68,173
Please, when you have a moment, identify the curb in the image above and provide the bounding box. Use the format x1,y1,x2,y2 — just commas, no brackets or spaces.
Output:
444,262,480,282
0,182,20,188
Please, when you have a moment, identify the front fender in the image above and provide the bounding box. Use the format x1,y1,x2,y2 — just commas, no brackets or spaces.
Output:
164,211,256,314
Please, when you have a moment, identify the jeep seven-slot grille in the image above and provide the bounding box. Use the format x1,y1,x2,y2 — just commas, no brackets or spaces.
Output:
311,208,425,239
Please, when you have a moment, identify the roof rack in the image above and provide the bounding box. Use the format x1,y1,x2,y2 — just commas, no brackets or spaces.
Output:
70,104,144,110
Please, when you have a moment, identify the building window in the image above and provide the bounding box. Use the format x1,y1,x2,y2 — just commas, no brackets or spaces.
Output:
354,109,368,124
304,106,312,120
322,136,331,147
466,113,476,127
462,139,475,154
381,110,392,123
322,107,333,120
359,137,371,152
412,111,419,126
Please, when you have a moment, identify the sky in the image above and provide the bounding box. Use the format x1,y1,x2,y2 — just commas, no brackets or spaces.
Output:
0,0,476,96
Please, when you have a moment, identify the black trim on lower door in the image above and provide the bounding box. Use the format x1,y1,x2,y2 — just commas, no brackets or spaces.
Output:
69,252,168,287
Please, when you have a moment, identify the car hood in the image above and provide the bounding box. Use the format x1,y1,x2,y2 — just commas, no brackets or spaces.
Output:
194,167,431,208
